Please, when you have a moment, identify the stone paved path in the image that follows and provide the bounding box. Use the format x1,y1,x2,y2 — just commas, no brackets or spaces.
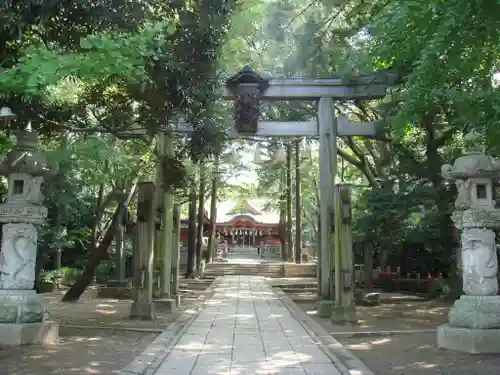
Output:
154,276,342,375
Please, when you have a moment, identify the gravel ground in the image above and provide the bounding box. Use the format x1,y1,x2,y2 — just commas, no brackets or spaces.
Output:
340,332,500,375
289,293,500,375
0,279,213,375
0,328,158,375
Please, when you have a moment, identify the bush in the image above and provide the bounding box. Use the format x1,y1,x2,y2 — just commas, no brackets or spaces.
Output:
59,267,83,285
40,270,62,283
95,260,115,281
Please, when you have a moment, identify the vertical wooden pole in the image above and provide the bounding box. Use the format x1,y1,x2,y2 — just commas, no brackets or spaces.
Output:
318,97,335,301
286,143,293,262
186,165,197,278
329,104,338,302
316,208,321,297
154,140,162,296
279,169,287,260
159,133,174,298
333,184,342,305
196,165,206,275
171,204,181,305
114,223,125,281
130,182,156,320
206,156,219,263
295,140,302,264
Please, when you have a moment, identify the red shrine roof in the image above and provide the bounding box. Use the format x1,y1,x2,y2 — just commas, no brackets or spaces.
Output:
215,199,279,225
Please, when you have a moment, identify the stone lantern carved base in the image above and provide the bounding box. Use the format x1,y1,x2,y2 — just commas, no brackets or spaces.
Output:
448,295,500,329
0,290,45,324
0,290,58,346
0,321,58,346
437,324,500,354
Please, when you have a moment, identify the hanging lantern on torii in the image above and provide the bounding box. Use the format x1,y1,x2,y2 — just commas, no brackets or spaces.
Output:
226,66,270,135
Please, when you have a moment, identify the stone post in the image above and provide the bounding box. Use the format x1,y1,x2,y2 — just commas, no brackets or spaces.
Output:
170,204,181,306
331,184,357,323
114,223,126,281
0,124,58,346
317,97,336,317
130,182,156,320
437,130,500,353
153,133,175,312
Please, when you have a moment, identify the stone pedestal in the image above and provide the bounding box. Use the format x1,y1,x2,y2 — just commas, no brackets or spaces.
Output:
437,295,500,353
331,305,357,324
437,324,500,354
0,290,45,324
154,298,176,313
317,300,333,318
0,321,59,346
448,295,500,329
97,279,133,299
130,301,155,320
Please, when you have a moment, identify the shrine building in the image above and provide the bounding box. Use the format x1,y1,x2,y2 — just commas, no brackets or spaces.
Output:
180,198,281,247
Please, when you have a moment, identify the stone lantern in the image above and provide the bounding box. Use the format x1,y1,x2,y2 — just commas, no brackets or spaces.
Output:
437,130,500,353
0,122,58,346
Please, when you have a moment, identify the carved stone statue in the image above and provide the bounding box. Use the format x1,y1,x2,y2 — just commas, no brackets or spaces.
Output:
0,223,38,290
234,90,260,133
461,229,498,296
24,176,44,204
455,180,471,210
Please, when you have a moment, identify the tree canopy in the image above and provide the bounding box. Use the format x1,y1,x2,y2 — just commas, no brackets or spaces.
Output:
0,0,499,296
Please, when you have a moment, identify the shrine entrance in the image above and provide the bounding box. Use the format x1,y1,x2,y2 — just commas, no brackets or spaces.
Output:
232,228,254,247
124,65,394,314
217,65,394,317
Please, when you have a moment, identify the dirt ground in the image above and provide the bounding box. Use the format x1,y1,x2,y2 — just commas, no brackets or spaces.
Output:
0,279,213,375
289,291,500,375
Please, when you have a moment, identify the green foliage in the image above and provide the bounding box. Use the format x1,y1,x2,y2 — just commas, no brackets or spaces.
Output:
39,267,84,284
95,260,115,279
1,0,497,280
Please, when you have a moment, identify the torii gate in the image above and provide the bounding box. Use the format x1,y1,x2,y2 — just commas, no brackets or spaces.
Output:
220,66,393,320
123,66,393,320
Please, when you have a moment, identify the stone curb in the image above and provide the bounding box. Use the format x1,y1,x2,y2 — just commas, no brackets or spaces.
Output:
118,278,220,375
332,328,436,338
273,286,376,375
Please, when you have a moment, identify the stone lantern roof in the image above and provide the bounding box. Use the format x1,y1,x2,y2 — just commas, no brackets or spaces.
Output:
441,130,500,180
0,123,58,177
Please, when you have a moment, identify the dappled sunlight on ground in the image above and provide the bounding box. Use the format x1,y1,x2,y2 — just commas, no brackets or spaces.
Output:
41,279,213,330
0,278,214,375
293,296,451,332
0,328,157,375
283,281,500,375
341,332,500,374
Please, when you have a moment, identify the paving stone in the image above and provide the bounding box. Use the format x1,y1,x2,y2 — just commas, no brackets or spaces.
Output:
151,276,344,375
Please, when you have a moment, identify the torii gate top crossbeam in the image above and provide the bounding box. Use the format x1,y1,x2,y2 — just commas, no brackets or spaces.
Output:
221,73,394,101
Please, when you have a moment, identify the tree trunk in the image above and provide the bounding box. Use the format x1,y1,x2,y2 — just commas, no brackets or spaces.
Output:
54,250,62,269
34,250,51,293
196,166,206,275
206,162,218,263
364,244,374,291
279,190,287,260
379,248,390,272
186,179,197,278
61,202,127,302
